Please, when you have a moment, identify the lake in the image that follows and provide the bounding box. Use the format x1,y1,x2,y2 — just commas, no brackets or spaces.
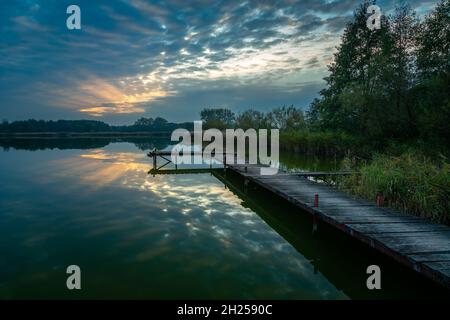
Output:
0,138,448,299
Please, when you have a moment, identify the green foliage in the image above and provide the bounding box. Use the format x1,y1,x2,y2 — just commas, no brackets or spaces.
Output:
411,74,450,147
132,117,175,131
266,105,306,130
339,153,450,224
308,0,450,151
235,109,267,130
416,0,450,78
200,108,235,130
200,105,307,131
134,117,168,127
280,130,360,156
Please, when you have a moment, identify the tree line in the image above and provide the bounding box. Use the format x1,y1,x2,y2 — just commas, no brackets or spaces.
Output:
0,118,193,133
200,106,305,131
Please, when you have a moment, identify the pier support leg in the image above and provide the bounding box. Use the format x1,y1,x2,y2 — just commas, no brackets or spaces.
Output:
313,260,318,274
152,149,157,171
312,194,319,234
312,213,318,234
244,178,249,194
223,157,227,178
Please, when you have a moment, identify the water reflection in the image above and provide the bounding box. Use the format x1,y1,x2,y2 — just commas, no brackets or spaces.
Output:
0,136,171,152
0,140,346,299
0,139,448,299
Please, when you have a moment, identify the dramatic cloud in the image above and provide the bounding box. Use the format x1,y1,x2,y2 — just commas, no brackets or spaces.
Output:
0,0,440,123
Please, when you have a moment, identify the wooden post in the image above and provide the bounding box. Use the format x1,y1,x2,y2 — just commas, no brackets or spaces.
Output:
153,149,157,170
314,194,319,207
376,193,384,207
175,154,178,170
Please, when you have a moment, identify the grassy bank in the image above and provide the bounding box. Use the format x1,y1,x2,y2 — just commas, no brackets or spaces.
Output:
280,129,450,159
279,130,366,157
337,153,450,225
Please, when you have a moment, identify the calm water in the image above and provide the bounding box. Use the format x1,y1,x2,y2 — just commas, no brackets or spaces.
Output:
0,138,448,299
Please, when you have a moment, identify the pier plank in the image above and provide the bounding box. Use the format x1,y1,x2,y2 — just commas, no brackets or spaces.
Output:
350,222,448,234
226,163,450,289
408,252,450,262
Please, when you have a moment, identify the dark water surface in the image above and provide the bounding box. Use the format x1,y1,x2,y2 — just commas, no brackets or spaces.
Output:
0,138,448,299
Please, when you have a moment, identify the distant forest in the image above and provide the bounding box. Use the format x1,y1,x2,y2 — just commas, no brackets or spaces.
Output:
0,117,193,133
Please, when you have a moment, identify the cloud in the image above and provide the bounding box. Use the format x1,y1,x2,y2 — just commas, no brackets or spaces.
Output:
11,15,49,32
79,105,146,117
0,0,442,122
42,76,173,116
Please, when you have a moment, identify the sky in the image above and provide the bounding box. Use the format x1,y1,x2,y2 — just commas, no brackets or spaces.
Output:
0,0,440,124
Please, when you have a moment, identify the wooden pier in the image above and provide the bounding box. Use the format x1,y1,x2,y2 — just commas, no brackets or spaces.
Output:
226,163,450,289
147,150,450,288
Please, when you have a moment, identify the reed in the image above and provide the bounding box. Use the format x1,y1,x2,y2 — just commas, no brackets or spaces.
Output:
338,153,450,225
279,130,360,156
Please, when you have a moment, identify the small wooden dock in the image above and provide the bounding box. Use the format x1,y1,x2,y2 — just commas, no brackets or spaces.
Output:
226,163,450,289
147,150,450,288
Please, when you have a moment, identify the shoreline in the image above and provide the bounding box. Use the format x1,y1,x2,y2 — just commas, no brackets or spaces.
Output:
0,131,174,138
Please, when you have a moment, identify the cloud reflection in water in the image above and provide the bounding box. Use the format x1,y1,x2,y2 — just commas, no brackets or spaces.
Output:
0,146,347,299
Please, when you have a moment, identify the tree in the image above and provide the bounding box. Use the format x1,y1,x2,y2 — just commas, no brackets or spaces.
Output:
387,2,419,137
414,0,450,145
153,117,168,127
308,0,406,142
134,117,154,127
266,105,305,130
416,0,450,78
200,108,235,129
235,109,267,129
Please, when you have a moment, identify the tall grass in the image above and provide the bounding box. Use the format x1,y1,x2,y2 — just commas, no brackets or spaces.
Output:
338,153,450,225
279,130,362,156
